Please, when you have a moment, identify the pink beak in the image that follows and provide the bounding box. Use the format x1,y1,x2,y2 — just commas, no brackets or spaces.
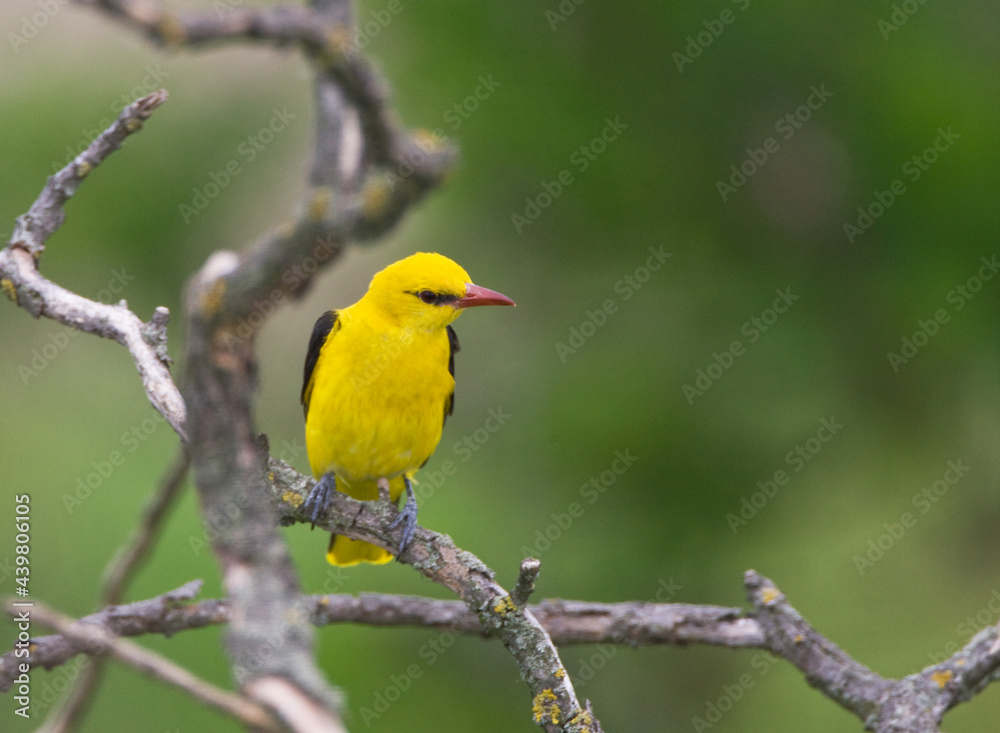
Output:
454,282,515,308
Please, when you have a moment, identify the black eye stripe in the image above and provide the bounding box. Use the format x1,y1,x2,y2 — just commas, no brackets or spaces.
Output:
411,290,459,306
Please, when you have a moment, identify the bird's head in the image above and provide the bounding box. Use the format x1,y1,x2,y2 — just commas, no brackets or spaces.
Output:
364,252,515,332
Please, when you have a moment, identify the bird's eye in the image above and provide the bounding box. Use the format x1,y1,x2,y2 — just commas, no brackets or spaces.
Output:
417,290,438,304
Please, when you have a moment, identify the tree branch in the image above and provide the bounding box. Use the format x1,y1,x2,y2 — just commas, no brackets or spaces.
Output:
0,90,187,441
8,567,1000,733
6,598,278,730
0,584,757,690
34,448,192,733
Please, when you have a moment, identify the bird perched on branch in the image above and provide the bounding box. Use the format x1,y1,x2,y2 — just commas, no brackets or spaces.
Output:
301,252,515,566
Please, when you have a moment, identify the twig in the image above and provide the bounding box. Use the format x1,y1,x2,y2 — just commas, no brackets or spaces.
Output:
745,571,890,724
0,585,755,688
0,91,187,440
33,663,105,733
35,448,192,733
101,447,191,604
271,462,1000,733
7,571,1000,732
512,558,542,609
272,460,602,731
9,599,278,730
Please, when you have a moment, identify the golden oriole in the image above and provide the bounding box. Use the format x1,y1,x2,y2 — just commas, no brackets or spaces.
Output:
301,252,515,566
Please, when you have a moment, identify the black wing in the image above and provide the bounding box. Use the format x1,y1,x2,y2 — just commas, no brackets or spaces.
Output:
301,311,339,419
444,324,460,420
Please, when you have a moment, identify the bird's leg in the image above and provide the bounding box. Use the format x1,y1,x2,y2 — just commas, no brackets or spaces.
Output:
387,476,418,555
303,472,336,529
377,477,391,504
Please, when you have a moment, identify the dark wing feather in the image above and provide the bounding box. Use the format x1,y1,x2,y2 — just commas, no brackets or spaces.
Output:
301,311,339,419
444,324,460,421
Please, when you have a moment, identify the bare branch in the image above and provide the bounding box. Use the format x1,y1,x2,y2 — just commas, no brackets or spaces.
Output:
101,448,191,605
512,558,542,609
7,566,1000,732
7,598,278,730
272,460,602,731
0,587,763,689
85,0,334,48
0,91,187,440
34,448,192,733
745,570,889,724
8,89,167,259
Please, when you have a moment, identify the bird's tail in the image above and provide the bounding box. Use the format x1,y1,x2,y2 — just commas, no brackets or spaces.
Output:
324,474,405,566
326,534,393,566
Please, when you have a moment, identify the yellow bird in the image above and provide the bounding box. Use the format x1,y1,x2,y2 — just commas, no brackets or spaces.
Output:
301,252,515,566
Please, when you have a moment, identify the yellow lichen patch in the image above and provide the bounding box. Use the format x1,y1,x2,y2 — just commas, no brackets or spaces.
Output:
931,670,953,688
555,667,566,679
794,634,804,644
413,128,446,151
157,13,187,46
308,187,333,222
1,278,17,304
201,279,227,316
493,595,517,616
282,490,304,509
324,26,353,59
532,689,560,725
568,710,596,731
361,178,391,220
761,587,781,604
76,161,92,179
124,118,143,134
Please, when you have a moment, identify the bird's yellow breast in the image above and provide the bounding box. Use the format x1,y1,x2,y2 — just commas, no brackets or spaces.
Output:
304,308,454,491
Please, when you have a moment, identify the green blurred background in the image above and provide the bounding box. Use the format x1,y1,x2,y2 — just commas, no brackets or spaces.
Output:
2,1,999,731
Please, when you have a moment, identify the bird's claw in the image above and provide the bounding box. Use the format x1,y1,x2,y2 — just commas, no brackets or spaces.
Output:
304,472,336,528
388,477,418,555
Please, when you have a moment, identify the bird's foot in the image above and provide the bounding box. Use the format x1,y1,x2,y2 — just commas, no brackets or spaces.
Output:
303,472,336,528
387,476,418,555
